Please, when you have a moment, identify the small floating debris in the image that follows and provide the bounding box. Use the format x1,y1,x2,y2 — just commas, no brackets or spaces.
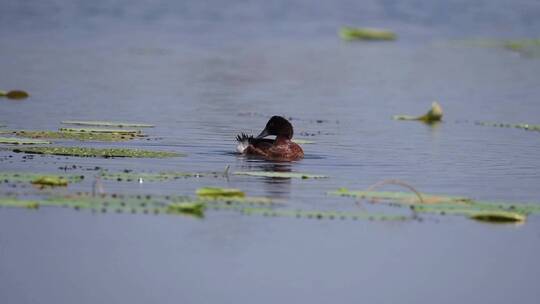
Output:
393,102,443,123
475,121,540,132
339,27,397,41
61,120,154,128
196,187,245,198
12,147,183,158
0,90,29,100
0,137,50,145
234,171,328,179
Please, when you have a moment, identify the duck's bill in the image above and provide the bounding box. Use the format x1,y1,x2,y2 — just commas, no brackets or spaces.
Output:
255,129,269,139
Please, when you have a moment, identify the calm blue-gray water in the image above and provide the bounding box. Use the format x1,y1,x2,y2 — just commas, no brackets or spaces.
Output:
1,1,540,303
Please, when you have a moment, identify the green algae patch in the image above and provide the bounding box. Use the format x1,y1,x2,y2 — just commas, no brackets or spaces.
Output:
475,121,540,133
0,172,84,184
196,187,245,198
100,171,220,182
0,90,29,99
0,136,50,145
234,171,328,179
340,27,397,41
166,202,205,218
61,120,154,128
31,176,69,187
2,130,141,141
12,147,182,158
393,102,443,123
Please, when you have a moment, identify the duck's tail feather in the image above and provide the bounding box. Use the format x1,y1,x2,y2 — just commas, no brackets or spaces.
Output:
236,133,253,153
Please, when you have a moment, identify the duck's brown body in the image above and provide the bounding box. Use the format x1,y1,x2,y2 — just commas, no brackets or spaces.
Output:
236,116,304,161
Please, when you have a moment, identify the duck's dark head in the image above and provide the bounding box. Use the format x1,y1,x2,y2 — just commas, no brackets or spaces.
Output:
256,116,294,140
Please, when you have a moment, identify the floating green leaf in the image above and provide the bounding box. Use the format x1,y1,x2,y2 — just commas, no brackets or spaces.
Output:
31,176,69,186
61,120,154,128
475,121,540,132
12,146,182,158
1,130,141,141
292,139,315,144
0,136,50,145
340,27,397,41
469,211,526,223
196,187,245,198
393,102,443,123
0,90,29,99
234,171,328,179
166,202,205,218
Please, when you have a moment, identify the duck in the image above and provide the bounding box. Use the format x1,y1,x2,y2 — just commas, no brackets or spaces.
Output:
236,116,304,161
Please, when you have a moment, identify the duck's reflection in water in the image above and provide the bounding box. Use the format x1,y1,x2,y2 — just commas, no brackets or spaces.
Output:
237,160,294,199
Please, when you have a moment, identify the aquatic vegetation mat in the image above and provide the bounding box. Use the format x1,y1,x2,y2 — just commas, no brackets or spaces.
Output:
393,102,443,123
0,136,50,145
329,188,540,223
100,171,223,182
1,130,142,141
234,171,328,179
0,172,84,184
0,192,407,222
475,121,540,132
0,90,29,99
11,147,182,158
58,127,142,134
339,27,397,41
61,120,154,128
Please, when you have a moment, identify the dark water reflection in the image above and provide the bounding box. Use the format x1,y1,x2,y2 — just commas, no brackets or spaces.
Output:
1,1,540,303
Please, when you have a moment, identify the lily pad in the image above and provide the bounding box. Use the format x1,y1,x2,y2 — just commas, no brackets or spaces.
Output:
0,90,29,99
234,171,328,179
0,137,51,145
12,147,182,158
61,120,154,128
393,102,443,123
196,187,245,198
339,27,397,41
